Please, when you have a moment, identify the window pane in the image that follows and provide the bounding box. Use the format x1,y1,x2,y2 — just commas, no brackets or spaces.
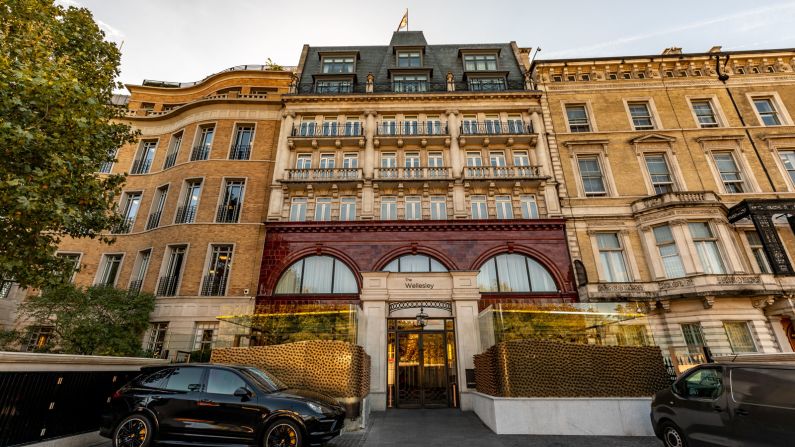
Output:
527,258,556,291
596,233,621,249
682,368,723,399
207,369,247,395
332,260,357,293
477,259,499,291
275,259,303,294
302,256,334,293
164,367,203,392
724,322,757,353
496,254,531,292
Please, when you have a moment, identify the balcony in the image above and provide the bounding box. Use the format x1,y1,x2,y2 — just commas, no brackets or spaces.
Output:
146,211,162,230
229,144,251,160
163,152,178,169
113,217,135,234
631,191,720,214
216,204,241,223
190,145,210,161
174,205,197,224
201,273,229,296
128,279,143,296
289,123,364,149
458,121,536,146
156,275,179,297
392,80,429,93
374,167,452,181
581,273,781,301
130,159,152,175
282,168,362,182
463,165,543,181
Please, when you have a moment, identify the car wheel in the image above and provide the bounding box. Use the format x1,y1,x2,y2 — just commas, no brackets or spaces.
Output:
263,419,303,447
660,421,688,447
112,414,153,447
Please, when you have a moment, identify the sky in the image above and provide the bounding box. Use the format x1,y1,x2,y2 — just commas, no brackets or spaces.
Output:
56,0,795,90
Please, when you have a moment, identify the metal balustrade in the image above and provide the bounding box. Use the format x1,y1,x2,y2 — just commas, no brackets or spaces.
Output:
291,123,363,137
146,211,162,230
284,168,362,181
130,159,152,174
375,167,452,180
128,279,143,295
376,121,449,136
190,145,210,161
216,204,241,223
174,205,197,224
201,273,229,296
229,144,251,160
113,217,135,234
460,121,534,135
156,275,179,296
294,79,528,95
163,151,178,169
463,165,542,179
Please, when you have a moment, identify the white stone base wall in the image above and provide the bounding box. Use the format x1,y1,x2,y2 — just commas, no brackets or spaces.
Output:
471,392,654,436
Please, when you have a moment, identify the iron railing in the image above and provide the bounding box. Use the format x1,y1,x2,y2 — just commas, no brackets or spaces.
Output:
98,161,113,174
156,275,179,296
375,167,451,180
145,211,162,230
376,121,448,136
0,371,140,447
174,205,197,224
460,121,534,135
463,165,543,179
163,151,178,169
285,168,362,181
201,273,229,296
113,217,135,234
216,204,241,223
128,279,143,295
291,123,363,137
229,144,251,160
190,145,210,161
392,80,429,93
296,79,527,95
130,158,152,174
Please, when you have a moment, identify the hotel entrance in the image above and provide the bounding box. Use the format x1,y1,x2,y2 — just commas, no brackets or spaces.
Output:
387,318,458,409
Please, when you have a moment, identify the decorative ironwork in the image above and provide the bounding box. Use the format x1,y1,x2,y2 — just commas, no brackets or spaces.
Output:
388,300,452,315
727,199,795,276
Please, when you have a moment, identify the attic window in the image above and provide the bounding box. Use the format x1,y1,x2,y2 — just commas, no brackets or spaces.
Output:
692,70,702,76
463,54,497,71
580,74,590,81
608,72,618,80
736,67,746,74
766,66,775,73
679,70,688,77
397,51,422,68
552,75,563,82
322,57,355,74
637,72,646,79
750,66,760,74
567,75,576,82
665,71,674,78
621,72,631,79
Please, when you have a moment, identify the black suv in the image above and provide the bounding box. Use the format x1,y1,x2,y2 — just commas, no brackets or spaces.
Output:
100,364,345,447
651,363,795,447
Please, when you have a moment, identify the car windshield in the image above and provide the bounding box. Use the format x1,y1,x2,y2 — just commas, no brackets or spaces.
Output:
241,367,288,391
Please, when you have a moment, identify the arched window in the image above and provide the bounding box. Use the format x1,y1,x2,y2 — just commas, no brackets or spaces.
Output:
382,254,448,272
477,253,557,292
275,255,357,294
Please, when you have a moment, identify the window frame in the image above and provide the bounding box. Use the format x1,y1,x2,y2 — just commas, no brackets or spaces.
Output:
314,197,332,222
688,222,727,274
576,154,609,197
404,196,422,220
380,196,397,220
396,50,422,68
624,99,659,131
95,253,125,287
643,153,676,195
711,150,747,194
688,98,723,128
564,104,592,133
321,55,356,74
594,232,631,282
723,321,758,353
652,225,687,279
289,197,308,222
470,195,488,219
462,53,498,71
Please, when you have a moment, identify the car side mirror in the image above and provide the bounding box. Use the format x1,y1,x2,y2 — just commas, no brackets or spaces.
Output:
234,387,252,400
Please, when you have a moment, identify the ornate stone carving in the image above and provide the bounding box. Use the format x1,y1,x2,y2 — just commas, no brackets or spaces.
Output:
658,278,694,290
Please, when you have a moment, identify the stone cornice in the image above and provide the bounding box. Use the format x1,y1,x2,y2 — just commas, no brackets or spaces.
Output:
263,219,566,233
124,97,282,122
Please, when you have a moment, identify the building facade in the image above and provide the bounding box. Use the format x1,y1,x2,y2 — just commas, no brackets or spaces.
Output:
246,31,577,410
531,47,795,358
6,66,294,356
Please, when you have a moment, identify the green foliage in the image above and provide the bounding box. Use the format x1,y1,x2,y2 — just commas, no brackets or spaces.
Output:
264,57,285,71
0,328,24,351
0,0,138,288
19,284,155,356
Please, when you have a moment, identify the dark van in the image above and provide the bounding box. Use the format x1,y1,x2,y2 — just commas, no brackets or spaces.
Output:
651,363,795,446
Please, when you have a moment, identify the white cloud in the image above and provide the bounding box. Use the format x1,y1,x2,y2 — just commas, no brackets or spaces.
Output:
543,3,795,57
55,0,82,7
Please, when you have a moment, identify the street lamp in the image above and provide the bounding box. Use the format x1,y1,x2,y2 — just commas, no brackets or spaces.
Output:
415,307,428,329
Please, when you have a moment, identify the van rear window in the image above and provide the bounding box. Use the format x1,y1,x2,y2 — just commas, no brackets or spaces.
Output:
731,368,795,409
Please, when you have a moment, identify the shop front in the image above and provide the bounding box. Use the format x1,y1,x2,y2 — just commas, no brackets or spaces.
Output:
243,220,578,411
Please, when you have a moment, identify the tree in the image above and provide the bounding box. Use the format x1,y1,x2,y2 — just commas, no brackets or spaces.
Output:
19,284,155,356
0,0,137,289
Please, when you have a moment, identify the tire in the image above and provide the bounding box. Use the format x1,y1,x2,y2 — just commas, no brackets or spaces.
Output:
112,414,153,447
660,421,688,447
263,419,303,447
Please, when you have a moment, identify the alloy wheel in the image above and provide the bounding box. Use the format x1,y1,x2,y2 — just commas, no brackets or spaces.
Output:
663,426,684,447
266,423,299,447
115,417,148,447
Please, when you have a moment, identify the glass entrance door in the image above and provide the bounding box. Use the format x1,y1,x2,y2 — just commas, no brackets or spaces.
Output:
387,319,458,409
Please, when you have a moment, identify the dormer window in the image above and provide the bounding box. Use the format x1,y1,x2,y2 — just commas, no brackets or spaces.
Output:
322,56,355,74
397,51,422,68
464,54,497,71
